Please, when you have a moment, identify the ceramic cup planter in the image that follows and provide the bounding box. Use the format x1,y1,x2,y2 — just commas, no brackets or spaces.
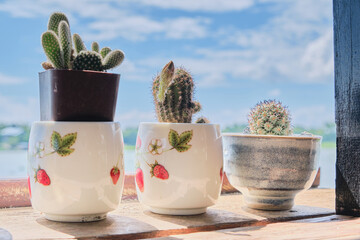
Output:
135,122,223,215
223,133,322,211
39,69,120,121
27,122,125,222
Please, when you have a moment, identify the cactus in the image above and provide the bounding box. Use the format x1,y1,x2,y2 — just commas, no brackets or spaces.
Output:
41,62,54,70
41,31,64,69
102,50,125,71
48,12,69,35
91,42,99,53
73,33,86,54
41,12,125,72
195,116,210,123
59,21,72,69
152,61,201,123
100,47,111,58
248,100,292,135
73,51,103,71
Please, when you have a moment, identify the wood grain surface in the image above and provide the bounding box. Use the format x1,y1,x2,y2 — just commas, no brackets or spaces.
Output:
0,189,335,240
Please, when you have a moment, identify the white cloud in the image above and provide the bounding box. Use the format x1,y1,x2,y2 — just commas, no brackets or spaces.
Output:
0,95,38,123
268,89,281,98
115,109,155,128
0,0,211,41
291,105,334,128
219,0,334,84
133,0,254,12
84,16,211,41
0,73,26,85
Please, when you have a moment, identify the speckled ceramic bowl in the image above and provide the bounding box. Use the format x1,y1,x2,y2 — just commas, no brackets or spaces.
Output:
223,133,322,211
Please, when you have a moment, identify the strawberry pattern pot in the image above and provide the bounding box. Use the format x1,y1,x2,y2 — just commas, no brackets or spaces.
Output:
27,122,125,222
135,122,223,215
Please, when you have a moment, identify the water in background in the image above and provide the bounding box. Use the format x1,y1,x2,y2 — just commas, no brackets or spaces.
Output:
0,148,336,188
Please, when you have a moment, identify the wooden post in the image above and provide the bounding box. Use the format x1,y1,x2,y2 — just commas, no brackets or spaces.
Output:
334,0,360,216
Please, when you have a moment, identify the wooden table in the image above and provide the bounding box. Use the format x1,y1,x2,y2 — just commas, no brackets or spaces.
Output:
0,189,359,239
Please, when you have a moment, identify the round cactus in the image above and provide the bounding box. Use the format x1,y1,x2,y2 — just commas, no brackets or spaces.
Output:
153,61,201,123
73,51,103,71
248,100,292,136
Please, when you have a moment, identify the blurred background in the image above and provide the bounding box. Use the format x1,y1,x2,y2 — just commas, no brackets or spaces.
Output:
0,0,335,187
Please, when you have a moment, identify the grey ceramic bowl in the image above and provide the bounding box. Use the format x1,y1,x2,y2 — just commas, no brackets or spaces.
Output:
223,133,322,211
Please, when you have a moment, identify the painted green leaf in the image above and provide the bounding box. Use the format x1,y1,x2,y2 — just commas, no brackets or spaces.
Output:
174,144,191,152
56,148,74,156
51,131,61,151
168,129,180,147
61,133,77,148
178,130,193,146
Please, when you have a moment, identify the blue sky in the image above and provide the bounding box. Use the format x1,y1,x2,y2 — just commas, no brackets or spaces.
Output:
0,0,334,128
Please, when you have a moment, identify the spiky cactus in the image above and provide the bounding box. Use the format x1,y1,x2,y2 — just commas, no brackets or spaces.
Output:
152,61,202,123
248,100,292,135
41,12,125,72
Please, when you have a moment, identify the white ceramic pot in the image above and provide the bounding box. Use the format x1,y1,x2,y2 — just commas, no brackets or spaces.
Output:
223,133,322,210
27,122,125,222
135,122,223,215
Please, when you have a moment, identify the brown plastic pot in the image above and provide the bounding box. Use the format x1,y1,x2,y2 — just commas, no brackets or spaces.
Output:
39,69,120,121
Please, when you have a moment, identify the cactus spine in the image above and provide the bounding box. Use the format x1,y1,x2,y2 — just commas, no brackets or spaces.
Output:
153,61,201,123
248,100,292,135
41,12,125,72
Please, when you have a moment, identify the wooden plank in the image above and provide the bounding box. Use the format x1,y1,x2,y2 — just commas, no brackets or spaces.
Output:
159,215,360,240
0,189,334,239
334,0,360,216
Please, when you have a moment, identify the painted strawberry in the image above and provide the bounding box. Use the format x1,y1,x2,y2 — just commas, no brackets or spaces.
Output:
220,167,224,182
136,168,144,192
34,166,51,186
148,160,169,180
110,166,120,185
27,176,31,198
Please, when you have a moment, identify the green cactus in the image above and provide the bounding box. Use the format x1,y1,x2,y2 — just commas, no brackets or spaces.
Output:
153,61,201,123
102,50,125,70
73,51,103,71
92,42,99,53
41,31,64,69
73,33,86,54
48,12,69,35
248,100,292,135
41,12,125,71
58,21,72,69
100,47,111,58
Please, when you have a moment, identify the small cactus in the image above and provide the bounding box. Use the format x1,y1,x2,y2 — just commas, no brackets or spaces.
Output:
59,21,72,69
41,12,125,72
73,51,103,71
48,12,69,35
41,30,64,69
195,116,210,123
102,50,125,70
73,33,86,54
152,61,202,123
91,42,99,53
41,62,54,70
100,47,111,58
248,100,292,135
